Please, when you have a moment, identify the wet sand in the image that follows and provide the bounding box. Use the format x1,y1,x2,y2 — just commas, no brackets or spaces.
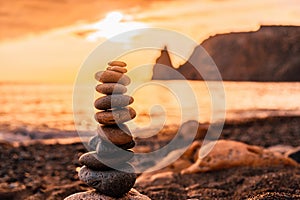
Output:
0,116,299,199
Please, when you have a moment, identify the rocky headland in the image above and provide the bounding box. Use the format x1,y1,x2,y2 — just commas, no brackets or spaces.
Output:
152,25,300,81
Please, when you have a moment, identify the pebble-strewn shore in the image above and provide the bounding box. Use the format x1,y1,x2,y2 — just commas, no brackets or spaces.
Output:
0,116,299,199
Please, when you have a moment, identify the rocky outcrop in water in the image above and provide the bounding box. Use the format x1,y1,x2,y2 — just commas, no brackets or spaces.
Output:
152,25,300,81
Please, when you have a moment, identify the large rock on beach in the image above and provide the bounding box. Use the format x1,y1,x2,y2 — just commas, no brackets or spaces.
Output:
181,140,298,174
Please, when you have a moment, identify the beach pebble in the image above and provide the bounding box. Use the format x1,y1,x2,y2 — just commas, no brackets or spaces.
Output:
97,150,134,164
88,135,101,151
95,71,131,86
107,66,128,73
108,61,127,67
97,140,135,154
94,95,134,110
79,152,111,170
78,164,136,197
96,83,127,94
79,151,134,170
120,140,136,149
95,107,136,125
97,124,133,145
64,188,151,200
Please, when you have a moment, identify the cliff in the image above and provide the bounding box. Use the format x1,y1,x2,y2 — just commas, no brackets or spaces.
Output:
152,25,300,81
152,46,181,79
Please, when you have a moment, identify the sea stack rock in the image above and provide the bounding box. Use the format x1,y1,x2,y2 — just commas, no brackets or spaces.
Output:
65,61,150,199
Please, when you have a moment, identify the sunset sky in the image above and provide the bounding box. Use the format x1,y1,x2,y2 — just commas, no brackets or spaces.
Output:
0,0,299,83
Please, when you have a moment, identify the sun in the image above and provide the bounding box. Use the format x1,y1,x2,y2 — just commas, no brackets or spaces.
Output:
82,11,148,42
105,11,123,23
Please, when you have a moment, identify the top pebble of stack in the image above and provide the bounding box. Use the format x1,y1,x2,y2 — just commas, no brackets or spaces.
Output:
95,61,131,86
108,61,127,67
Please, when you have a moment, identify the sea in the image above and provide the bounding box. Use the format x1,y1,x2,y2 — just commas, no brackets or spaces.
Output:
0,81,299,142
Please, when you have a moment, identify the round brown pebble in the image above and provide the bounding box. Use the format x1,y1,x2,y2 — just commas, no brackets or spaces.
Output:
96,83,127,94
95,107,136,125
108,61,127,67
79,151,134,170
95,71,131,86
97,124,133,145
94,95,134,110
78,164,136,197
107,66,127,73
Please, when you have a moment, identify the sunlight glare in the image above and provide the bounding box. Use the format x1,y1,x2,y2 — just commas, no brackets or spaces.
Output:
85,11,148,42
105,11,123,23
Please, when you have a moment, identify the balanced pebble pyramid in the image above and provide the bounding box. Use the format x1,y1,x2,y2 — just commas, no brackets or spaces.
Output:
65,61,139,199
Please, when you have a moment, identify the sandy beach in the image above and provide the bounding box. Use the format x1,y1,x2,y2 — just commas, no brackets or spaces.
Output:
1,115,299,199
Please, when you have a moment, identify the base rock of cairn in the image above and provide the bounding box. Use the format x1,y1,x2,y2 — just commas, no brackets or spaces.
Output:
64,188,150,200
65,61,150,199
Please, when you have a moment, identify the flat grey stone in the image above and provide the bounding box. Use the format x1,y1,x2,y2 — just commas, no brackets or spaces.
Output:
79,151,134,170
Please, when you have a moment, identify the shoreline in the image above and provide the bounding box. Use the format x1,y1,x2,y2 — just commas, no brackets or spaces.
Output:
1,114,299,147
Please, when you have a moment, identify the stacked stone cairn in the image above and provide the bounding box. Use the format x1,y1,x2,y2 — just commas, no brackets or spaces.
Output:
65,61,140,199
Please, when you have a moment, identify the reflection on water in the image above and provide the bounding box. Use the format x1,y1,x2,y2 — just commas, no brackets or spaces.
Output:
0,81,299,141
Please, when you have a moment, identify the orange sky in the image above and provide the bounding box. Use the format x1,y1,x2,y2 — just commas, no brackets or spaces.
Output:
0,0,299,83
